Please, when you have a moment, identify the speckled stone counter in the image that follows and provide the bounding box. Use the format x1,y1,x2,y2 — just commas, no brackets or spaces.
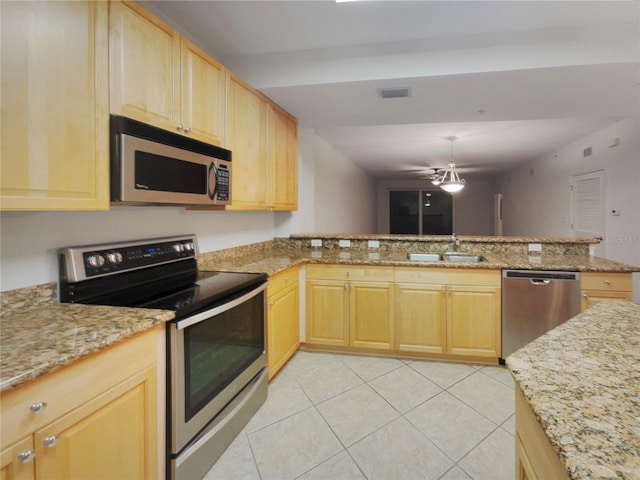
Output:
0,288,174,393
198,236,640,275
507,301,640,480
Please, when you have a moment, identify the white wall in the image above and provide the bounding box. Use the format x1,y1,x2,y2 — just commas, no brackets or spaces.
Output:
376,177,494,234
310,131,377,233
0,208,277,291
495,117,640,300
0,129,376,292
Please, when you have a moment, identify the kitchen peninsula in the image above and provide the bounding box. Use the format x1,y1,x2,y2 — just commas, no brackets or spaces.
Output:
507,301,640,480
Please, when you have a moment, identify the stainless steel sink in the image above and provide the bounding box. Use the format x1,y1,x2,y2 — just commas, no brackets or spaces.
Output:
443,253,486,263
407,253,443,262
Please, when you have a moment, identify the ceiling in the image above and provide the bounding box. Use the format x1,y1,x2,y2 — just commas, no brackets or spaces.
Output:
147,1,640,180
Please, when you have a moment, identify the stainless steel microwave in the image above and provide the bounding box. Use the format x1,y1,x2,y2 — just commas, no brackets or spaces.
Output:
110,115,231,206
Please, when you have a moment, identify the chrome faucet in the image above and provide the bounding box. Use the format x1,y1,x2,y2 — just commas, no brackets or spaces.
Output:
451,232,460,252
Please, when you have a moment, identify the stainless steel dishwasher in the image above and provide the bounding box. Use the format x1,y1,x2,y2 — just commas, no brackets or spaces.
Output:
501,270,581,360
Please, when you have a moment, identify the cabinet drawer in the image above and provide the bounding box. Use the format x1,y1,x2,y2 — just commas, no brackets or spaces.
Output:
268,267,299,296
581,272,632,292
0,326,160,449
306,264,394,282
395,267,501,287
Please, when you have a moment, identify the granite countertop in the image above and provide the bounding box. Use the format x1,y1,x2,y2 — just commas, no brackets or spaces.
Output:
290,233,599,244
198,248,639,276
507,301,640,480
0,299,174,393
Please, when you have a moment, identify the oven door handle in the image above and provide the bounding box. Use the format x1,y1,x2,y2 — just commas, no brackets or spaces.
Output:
175,282,267,330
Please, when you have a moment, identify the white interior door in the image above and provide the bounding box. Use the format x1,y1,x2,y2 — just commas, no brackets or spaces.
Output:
494,193,503,236
571,170,604,256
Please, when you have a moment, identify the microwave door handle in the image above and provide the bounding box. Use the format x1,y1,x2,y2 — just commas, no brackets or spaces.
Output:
207,162,218,200
175,282,267,330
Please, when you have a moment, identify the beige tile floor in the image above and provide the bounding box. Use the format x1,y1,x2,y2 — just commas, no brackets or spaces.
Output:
204,351,516,480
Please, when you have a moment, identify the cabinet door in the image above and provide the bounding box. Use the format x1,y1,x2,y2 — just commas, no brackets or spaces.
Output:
34,367,157,480
180,38,226,146
306,279,349,346
110,1,180,132
0,437,35,480
581,290,632,312
226,74,268,209
350,281,394,350
447,286,501,357
268,105,298,210
1,1,109,210
268,283,300,380
395,283,446,354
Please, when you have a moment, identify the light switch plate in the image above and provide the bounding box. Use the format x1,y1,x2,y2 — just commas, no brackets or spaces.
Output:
339,239,351,248
311,239,322,247
528,243,542,252
368,240,380,248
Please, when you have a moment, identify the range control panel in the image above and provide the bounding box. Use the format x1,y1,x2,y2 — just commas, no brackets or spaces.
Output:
61,235,199,282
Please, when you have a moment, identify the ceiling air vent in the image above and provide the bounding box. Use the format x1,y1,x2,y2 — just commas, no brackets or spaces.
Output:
378,87,411,99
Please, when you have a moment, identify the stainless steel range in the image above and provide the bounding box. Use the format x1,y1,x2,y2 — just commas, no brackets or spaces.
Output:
59,235,268,480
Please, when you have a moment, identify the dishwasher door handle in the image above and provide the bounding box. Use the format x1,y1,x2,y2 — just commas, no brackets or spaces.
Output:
530,278,551,285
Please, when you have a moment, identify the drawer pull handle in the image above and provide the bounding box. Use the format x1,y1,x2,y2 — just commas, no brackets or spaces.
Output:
18,450,35,464
582,294,589,299
43,435,59,448
183,126,191,133
268,301,275,306
604,280,611,285
30,401,47,414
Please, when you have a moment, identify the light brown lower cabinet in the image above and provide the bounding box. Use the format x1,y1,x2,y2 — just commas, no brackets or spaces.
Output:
306,265,500,359
515,387,568,480
306,265,395,350
580,272,633,311
0,327,161,480
394,268,502,358
267,266,300,379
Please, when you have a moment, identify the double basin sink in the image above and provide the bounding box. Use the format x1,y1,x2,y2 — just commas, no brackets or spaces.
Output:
407,252,487,263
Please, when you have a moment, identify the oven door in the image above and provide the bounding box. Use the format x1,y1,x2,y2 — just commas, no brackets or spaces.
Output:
169,282,267,454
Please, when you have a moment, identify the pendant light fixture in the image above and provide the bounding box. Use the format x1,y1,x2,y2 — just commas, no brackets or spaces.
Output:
437,136,466,193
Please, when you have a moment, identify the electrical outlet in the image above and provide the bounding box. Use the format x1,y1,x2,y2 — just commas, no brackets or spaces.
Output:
339,239,351,248
311,239,322,247
368,240,380,249
528,243,542,252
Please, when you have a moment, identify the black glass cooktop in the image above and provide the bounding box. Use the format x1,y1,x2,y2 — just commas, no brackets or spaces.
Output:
139,270,267,317
63,263,266,318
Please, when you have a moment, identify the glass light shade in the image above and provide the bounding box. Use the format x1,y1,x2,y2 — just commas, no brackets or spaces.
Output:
438,162,465,193
440,181,465,193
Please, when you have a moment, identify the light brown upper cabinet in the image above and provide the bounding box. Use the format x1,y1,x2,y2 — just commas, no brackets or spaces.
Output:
226,73,269,209
109,1,226,146
268,104,298,210
0,1,110,210
226,73,298,211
